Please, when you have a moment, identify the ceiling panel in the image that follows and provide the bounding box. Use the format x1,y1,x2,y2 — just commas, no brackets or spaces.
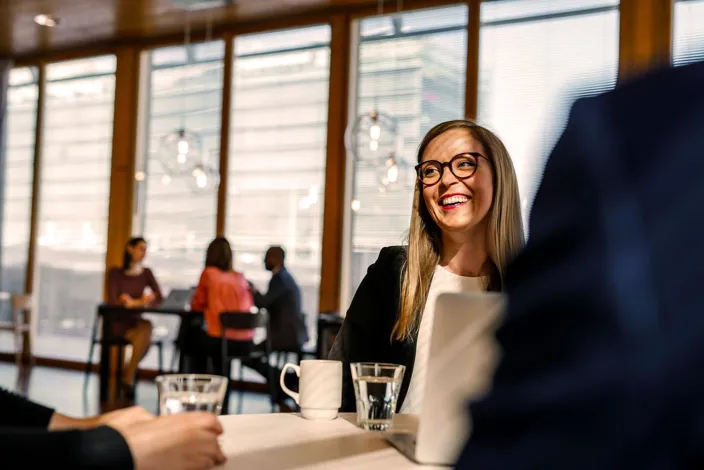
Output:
0,0,378,59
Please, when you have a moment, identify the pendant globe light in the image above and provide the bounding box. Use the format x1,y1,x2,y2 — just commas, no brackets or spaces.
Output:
189,162,220,192
345,0,411,193
158,11,203,176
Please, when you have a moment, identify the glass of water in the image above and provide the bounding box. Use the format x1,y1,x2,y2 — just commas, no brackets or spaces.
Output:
351,362,406,431
155,374,228,416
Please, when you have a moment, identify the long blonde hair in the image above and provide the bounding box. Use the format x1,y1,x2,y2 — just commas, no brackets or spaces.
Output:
392,120,525,341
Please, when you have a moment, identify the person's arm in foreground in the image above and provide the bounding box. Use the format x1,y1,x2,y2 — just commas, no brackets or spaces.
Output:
0,387,226,469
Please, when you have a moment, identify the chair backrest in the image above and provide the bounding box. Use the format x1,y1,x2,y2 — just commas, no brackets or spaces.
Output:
220,310,268,331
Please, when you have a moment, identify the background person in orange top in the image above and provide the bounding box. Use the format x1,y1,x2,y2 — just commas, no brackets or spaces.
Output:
187,237,256,375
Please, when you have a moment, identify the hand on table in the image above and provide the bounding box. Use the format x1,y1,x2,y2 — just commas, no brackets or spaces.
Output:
121,412,226,470
48,406,154,431
120,293,136,307
141,292,156,306
97,406,155,432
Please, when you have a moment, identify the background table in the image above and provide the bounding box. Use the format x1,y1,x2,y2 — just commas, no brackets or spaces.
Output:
218,413,446,469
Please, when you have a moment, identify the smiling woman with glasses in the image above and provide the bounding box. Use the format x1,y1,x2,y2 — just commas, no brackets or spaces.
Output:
330,119,525,415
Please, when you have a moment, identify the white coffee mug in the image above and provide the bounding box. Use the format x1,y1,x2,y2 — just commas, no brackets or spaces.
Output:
280,359,342,420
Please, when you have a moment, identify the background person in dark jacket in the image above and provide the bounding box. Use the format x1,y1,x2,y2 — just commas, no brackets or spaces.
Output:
251,246,308,351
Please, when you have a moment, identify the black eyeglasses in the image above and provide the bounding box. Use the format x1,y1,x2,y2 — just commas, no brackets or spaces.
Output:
415,152,490,187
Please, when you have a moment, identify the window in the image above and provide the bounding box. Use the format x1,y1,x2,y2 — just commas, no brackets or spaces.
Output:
347,5,468,297
226,26,331,346
673,0,704,66
134,41,225,360
477,0,619,228
34,56,116,360
0,68,37,349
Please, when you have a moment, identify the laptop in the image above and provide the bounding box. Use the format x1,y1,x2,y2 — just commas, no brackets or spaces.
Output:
160,287,196,310
384,292,506,466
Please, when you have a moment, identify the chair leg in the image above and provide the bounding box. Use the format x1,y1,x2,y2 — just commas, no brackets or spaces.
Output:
221,359,231,415
237,360,244,415
170,346,179,373
84,341,96,391
157,343,164,375
13,331,22,373
267,355,276,412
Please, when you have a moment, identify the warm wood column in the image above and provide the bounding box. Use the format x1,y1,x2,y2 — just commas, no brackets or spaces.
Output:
104,48,141,299
216,35,234,236
464,0,481,120
319,15,352,313
618,0,673,82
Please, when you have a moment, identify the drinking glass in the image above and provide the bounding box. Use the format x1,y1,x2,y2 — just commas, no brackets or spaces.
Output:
155,374,228,415
351,362,406,431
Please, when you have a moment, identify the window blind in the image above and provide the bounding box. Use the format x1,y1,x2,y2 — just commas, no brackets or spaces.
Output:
477,0,619,230
673,0,704,66
348,5,468,295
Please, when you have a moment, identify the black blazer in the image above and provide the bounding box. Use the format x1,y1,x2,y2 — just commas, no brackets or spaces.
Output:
457,61,704,469
329,246,417,412
0,387,133,468
254,267,309,351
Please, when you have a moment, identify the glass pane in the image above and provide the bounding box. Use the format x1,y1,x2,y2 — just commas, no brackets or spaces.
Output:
136,40,225,361
348,5,468,297
673,0,704,66
34,56,116,360
226,25,331,349
477,0,619,229
0,68,37,348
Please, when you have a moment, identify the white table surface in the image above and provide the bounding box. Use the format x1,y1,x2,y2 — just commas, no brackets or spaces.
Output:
218,413,445,469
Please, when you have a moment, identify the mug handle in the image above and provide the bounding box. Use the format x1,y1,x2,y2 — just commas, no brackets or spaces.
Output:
280,363,301,405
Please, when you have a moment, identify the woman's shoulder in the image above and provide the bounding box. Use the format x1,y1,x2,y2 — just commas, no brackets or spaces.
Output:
374,245,407,272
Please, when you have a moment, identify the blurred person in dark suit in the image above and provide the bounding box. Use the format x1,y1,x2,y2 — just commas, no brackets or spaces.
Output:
246,246,308,404
456,61,704,469
250,246,309,352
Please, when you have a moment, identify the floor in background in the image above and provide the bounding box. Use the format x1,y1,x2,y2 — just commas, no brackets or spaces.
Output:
0,362,274,417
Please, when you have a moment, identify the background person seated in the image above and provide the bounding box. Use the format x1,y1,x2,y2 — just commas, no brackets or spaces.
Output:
187,237,257,375
107,236,164,398
250,246,308,352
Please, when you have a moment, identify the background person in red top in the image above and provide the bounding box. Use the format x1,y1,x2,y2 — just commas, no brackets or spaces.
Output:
188,237,256,375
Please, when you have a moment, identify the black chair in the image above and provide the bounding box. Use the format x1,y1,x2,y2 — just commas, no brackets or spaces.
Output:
84,309,165,394
317,311,343,359
220,311,276,414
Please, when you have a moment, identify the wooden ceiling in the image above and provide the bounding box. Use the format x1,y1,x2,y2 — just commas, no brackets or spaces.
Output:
0,0,385,60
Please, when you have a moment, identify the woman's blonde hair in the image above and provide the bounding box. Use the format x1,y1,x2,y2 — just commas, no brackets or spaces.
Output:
392,120,525,341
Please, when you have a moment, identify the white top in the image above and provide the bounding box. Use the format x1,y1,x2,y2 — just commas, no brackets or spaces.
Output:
400,265,484,414
218,413,443,469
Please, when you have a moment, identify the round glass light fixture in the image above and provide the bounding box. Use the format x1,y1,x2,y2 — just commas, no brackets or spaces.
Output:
376,152,411,192
34,14,59,27
346,110,399,162
159,128,203,175
189,164,220,192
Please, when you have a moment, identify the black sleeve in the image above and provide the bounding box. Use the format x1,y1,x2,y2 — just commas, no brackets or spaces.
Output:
1,425,134,469
329,247,402,412
0,387,54,428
